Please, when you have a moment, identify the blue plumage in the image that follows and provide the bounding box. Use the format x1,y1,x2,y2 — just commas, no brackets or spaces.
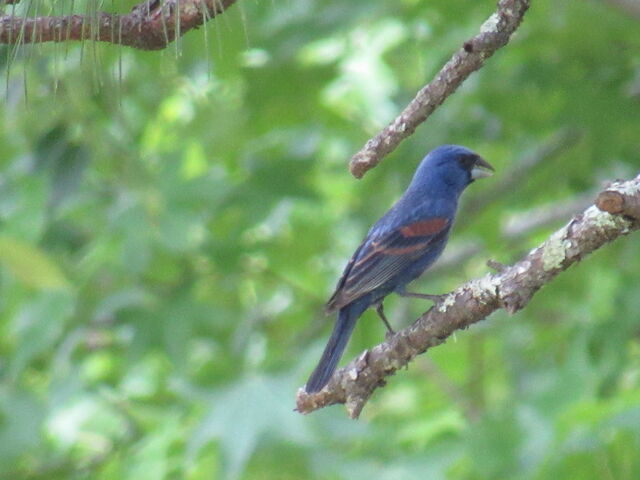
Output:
305,145,494,393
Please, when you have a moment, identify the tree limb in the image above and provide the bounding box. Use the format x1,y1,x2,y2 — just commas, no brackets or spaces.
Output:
463,128,582,219
0,0,238,50
604,0,640,19
430,192,592,275
348,0,531,178
296,173,640,418
501,193,593,240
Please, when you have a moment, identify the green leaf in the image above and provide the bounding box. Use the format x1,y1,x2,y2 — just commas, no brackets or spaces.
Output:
0,236,70,289
0,388,46,472
9,291,75,377
188,375,313,479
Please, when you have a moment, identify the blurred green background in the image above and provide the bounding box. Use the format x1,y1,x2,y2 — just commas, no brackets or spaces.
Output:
1,0,639,478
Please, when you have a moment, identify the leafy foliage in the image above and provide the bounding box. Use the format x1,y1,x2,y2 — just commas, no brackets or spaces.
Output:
1,0,639,478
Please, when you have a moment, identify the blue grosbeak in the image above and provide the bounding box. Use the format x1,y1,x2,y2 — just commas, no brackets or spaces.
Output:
305,145,494,393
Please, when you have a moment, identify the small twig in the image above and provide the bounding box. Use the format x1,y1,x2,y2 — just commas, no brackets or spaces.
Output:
296,174,640,418
348,0,531,178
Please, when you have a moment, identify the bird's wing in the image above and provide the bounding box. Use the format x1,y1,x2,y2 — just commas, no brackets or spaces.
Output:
326,217,450,312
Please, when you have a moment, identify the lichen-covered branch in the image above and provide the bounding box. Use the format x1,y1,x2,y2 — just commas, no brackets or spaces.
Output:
349,0,531,178
296,173,640,418
0,0,238,50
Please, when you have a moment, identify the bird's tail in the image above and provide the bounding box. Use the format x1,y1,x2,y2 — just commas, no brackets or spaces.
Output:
305,305,363,393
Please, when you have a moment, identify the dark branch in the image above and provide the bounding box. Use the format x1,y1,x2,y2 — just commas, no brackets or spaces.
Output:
349,0,531,178
296,174,640,418
0,0,238,50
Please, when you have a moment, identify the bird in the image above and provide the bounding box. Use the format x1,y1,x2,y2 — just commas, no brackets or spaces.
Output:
305,145,494,393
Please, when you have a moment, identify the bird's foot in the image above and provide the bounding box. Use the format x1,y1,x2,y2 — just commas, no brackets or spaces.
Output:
375,303,396,336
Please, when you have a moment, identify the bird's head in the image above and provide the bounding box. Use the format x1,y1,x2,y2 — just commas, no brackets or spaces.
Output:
411,145,494,194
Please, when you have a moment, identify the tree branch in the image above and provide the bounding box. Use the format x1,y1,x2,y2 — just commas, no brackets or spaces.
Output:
463,128,582,219
348,0,531,178
296,173,640,418
430,192,592,275
501,193,593,240
604,0,640,19
0,0,238,50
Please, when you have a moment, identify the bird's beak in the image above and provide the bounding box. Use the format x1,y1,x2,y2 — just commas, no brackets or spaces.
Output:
471,157,494,180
